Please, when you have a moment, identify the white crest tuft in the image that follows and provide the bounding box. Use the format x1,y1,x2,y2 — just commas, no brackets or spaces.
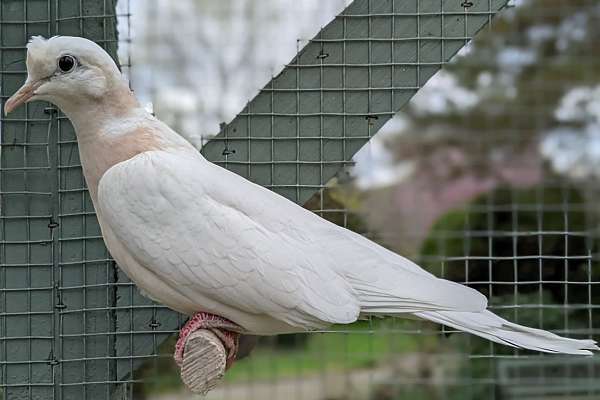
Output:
27,35,51,53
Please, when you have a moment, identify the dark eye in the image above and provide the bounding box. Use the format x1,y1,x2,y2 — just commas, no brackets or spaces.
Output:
58,55,77,73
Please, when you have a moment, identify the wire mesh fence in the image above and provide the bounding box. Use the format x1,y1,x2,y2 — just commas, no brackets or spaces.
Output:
1,0,599,400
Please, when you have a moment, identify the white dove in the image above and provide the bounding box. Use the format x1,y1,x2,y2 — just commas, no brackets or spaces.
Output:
5,36,598,369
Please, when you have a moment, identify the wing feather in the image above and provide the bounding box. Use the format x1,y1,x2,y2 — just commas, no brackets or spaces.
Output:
98,149,487,334
97,150,360,330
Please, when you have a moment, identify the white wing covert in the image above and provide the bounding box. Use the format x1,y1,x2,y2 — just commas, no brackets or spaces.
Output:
97,150,360,330
98,148,488,334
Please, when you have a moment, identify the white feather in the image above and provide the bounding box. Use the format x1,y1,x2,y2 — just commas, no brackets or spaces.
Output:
96,148,488,334
415,310,599,355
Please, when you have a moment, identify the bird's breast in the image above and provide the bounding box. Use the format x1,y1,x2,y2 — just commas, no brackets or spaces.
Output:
77,126,170,201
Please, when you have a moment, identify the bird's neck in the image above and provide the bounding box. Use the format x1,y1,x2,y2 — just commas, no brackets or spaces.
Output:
69,87,195,203
60,83,140,133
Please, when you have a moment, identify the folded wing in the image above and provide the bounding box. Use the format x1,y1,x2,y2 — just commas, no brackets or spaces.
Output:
97,150,360,330
98,149,488,333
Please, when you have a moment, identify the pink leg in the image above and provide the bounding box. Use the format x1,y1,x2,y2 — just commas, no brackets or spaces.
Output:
174,312,241,370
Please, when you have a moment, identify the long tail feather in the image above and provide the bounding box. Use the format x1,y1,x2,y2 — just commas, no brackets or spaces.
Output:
414,310,599,355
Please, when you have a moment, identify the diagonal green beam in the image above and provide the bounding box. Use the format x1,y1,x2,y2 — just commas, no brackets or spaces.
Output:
201,0,509,204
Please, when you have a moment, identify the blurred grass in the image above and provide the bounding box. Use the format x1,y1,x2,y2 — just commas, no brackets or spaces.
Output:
225,320,426,383
140,319,430,395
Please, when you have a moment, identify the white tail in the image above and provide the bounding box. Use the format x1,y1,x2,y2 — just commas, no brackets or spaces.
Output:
414,309,598,355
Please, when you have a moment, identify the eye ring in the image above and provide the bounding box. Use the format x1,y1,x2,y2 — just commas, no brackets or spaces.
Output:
58,55,77,73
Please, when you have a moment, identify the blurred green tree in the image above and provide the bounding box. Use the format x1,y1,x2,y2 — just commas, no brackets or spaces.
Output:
363,0,600,256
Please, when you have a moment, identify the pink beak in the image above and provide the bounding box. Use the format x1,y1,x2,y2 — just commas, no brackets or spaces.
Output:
4,79,44,115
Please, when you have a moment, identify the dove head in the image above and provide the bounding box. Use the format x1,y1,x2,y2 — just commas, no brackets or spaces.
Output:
4,36,135,121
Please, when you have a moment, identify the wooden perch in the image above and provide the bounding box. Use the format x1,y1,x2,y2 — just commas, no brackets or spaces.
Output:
175,313,246,394
180,329,228,395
